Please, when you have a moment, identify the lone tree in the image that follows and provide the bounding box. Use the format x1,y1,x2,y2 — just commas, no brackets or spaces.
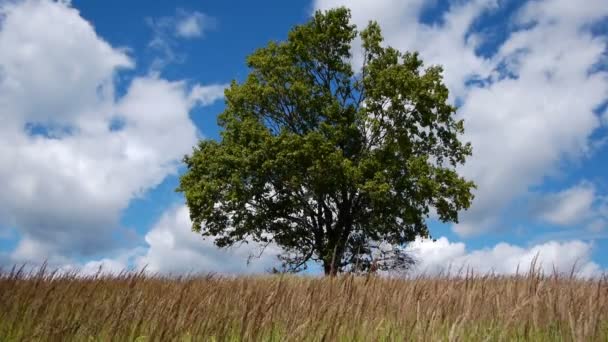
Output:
178,8,475,276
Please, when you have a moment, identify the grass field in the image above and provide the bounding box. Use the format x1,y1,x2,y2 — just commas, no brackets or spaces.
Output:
1,265,607,341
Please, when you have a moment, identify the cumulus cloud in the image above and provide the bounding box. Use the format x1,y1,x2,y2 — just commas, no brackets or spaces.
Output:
0,0,225,265
314,0,608,236
533,182,599,226
406,237,602,278
77,225,603,277
134,205,281,275
189,84,227,106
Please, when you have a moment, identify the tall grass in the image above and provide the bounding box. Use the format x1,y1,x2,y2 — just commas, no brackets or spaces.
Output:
1,264,607,341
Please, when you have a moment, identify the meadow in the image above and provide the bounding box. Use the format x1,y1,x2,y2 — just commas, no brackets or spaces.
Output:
1,264,607,341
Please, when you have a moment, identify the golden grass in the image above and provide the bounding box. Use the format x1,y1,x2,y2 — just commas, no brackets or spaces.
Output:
1,265,607,341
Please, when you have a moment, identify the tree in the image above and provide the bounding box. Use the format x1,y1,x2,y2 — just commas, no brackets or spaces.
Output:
178,7,475,276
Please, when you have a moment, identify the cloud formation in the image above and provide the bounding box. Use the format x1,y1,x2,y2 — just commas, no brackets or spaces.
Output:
175,10,215,39
133,205,281,275
76,205,603,278
0,0,225,265
407,237,602,277
533,182,606,229
147,8,216,69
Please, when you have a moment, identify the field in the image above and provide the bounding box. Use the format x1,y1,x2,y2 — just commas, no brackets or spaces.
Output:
1,265,607,341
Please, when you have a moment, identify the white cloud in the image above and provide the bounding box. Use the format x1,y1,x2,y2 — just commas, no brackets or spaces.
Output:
407,237,602,277
535,182,597,226
175,10,214,39
149,8,215,41
313,0,608,235
76,229,603,277
0,0,132,126
55,247,145,276
134,205,281,275
190,84,227,106
146,9,216,70
0,0,225,265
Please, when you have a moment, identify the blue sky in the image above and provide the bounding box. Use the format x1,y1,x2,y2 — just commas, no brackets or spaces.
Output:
0,0,607,276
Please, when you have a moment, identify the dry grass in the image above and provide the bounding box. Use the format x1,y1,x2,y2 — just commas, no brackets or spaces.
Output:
1,265,607,341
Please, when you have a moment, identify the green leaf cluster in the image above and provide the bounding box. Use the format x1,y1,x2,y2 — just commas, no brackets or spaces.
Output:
178,7,475,275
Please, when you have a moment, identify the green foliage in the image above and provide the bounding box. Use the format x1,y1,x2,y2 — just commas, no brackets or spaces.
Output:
178,7,475,275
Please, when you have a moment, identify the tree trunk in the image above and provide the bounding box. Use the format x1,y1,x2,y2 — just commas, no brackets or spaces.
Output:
323,260,339,276
322,244,342,276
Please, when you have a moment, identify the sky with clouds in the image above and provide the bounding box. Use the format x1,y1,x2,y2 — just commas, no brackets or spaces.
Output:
0,0,606,277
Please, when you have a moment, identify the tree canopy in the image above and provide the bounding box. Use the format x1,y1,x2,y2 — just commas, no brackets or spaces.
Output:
178,7,475,276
